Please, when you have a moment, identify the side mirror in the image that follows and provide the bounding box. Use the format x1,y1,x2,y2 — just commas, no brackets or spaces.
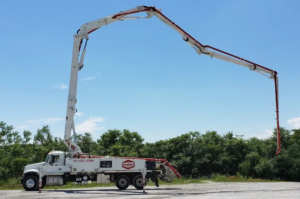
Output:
49,160,54,165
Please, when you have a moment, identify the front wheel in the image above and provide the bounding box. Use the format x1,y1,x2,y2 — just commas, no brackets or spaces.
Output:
116,175,130,190
23,175,39,191
133,175,147,190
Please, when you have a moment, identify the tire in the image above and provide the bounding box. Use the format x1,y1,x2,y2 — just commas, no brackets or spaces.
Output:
133,175,147,190
116,175,130,190
23,175,39,191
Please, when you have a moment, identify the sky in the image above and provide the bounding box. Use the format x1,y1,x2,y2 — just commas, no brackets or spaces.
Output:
0,0,300,143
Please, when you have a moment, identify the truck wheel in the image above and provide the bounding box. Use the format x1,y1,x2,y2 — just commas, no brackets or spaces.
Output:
116,175,130,190
133,175,147,190
23,175,38,191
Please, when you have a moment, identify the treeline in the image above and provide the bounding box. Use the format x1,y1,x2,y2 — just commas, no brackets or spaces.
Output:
1,121,300,182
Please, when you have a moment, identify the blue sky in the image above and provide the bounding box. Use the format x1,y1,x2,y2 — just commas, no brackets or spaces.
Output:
1,0,299,143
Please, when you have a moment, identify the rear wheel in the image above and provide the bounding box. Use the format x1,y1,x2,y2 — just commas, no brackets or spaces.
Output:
23,175,38,191
133,175,147,190
116,175,130,190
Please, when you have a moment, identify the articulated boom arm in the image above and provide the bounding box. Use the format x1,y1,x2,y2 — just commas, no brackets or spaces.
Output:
64,6,281,155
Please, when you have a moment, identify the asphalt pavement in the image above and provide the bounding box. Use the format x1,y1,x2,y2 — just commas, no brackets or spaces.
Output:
1,181,300,199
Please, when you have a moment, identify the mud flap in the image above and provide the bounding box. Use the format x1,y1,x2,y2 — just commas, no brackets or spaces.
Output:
154,178,159,187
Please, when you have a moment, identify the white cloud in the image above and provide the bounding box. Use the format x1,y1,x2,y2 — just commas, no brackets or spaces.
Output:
75,112,83,116
287,117,300,128
47,84,68,89
75,117,104,134
57,84,68,89
262,129,273,138
16,126,28,129
45,117,63,124
248,129,273,139
27,119,45,124
27,117,63,125
81,77,95,81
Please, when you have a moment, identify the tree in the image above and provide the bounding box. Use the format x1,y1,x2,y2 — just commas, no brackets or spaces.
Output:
78,133,96,154
97,129,144,157
97,129,121,155
222,133,247,175
239,151,260,178
0,122,34,181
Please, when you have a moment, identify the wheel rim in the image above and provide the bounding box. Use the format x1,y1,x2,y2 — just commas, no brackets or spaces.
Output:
135,177,143,187
118,178,128,187
26,179,35,188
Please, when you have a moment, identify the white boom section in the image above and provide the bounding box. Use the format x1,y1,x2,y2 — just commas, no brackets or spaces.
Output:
64,7,152,154
64,6,281,155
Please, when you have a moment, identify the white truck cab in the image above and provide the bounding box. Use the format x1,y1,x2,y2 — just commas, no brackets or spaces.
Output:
21,151,66,191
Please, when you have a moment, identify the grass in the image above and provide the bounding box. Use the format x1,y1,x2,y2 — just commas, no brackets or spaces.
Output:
45,182,115,189
0,175,282,190
0,178,23,190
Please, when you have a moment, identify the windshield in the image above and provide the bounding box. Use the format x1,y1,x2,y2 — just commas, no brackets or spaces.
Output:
45,154,49,163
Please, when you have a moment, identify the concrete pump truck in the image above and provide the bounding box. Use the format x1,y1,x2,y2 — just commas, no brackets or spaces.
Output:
21,5,281,193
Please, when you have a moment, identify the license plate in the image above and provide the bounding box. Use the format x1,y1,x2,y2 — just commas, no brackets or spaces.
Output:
76,178,82,181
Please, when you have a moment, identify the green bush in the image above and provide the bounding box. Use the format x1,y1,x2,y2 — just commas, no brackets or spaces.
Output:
211,174,227,182
254,158,274,180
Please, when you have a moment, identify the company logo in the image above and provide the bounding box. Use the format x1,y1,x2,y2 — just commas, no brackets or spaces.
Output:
122,160,135,169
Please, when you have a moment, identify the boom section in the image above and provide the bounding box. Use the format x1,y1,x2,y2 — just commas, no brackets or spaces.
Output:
64,6,281,155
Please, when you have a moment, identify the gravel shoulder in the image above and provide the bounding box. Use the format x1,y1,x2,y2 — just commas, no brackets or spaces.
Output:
1,181,300,199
